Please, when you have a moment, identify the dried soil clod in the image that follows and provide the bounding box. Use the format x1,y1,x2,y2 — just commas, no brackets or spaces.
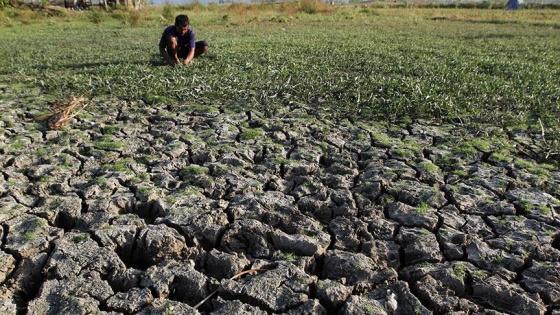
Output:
35,96,89,130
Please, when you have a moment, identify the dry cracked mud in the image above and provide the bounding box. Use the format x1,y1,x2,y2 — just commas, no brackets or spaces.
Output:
1,93,559,315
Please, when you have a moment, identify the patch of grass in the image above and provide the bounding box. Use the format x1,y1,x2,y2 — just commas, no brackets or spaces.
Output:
183,186,201,196
24,231,36,240
418,160,439,173
24,218,47,240
129,9,147,26
518,198,534,212
283,252,296,261
512,158,556,180
136,186,153,196
93,137,126,150
139,154,160,164
372,133,395,147
393,147,415,158
50,198,63,209
38,175,52,183
10,139,27,151
491,149,513,163
143,94,171,105
240,128,263,141
538,204,552,216
57,154,73,167
469,138,494,152
34,148,48,157
161,3,175,24
165,195,177,204
494,254,505,263
453,143,478,157
96,177,108,187
181,165,209,176
531,167,550,177
514,157,535,170
72,233,89,243
420,228,432,235
102,157,135,173
416,202,430,215
471,269,486,278
88,9,105,27
275,157,288,165
103,125,119,135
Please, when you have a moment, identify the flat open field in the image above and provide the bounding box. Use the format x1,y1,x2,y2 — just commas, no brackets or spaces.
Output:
0,4,559,314
1,5,559,129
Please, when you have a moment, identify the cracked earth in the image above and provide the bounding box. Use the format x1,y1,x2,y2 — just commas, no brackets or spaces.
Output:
1,94,559,315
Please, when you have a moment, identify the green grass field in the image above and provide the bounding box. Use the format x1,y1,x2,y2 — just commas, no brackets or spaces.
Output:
1,4,559,154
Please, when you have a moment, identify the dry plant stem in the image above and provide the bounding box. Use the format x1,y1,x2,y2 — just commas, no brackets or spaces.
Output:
35,96,89,130
537,118,560,160
538,118,547,144
193,268,267,309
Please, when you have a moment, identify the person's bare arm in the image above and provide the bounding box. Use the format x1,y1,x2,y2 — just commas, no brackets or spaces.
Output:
183,47,195,66
160,47,178,66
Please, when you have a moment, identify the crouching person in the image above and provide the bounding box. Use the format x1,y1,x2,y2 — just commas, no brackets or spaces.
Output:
159,14,208,67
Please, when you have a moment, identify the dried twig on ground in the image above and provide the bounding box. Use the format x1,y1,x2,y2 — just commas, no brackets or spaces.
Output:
193,268,267,309
35,96,89,130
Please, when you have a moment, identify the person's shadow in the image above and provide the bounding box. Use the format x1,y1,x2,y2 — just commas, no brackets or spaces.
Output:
35,52,216,71
34,53,167,70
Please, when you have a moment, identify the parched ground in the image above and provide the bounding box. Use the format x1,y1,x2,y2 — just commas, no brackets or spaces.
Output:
1,91,559,315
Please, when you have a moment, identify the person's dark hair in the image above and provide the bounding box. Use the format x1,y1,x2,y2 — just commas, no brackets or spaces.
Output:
175,14,190,27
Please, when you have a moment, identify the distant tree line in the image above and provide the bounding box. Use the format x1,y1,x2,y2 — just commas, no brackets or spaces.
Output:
2,0,559,10
0,0,148,9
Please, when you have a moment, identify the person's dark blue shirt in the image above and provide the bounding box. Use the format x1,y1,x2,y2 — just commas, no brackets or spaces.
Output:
159,25,196,50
